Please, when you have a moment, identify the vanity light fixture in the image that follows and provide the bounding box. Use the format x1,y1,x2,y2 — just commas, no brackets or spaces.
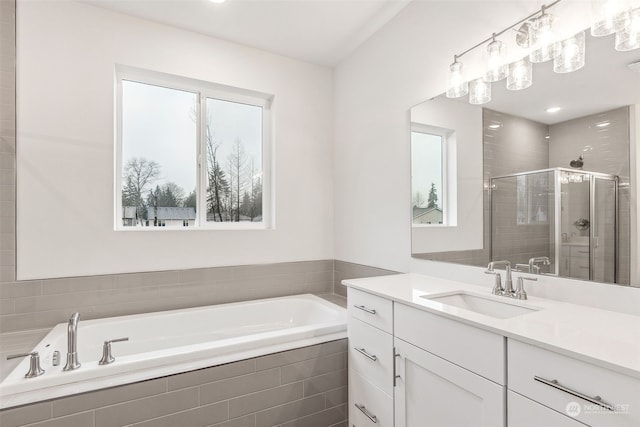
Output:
444,0,563,104
443,0,635,105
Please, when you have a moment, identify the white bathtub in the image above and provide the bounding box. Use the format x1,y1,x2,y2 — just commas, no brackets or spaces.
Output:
0,294,346,409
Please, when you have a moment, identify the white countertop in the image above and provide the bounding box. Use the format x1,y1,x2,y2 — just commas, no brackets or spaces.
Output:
343,273,640,380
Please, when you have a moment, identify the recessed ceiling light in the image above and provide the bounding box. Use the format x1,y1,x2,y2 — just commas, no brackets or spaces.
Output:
596,121,611,128
488,124,502,129
546,107,561,113
209,0,226,3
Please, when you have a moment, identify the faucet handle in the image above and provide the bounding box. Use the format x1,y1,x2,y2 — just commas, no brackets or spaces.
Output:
515,276,537,300
6,351,45,378
485,270,503,295
99,337,129,365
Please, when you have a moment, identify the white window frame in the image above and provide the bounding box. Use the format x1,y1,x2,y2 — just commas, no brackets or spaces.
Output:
410,122,456,227
114,65,273,231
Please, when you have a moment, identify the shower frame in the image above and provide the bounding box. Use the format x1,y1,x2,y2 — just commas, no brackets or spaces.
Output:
489,167,619,281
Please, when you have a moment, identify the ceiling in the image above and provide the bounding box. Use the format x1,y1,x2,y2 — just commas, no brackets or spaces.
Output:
82,0,412,66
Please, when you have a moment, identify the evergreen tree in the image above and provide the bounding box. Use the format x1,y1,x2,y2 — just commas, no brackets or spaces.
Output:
427,183,438,208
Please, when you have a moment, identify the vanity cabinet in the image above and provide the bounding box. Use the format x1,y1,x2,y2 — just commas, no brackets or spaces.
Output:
507,391,586,427
560,245,590,279
347,288,394,427
347,286,639,427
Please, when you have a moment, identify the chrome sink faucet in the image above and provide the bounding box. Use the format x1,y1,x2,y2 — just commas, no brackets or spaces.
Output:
528,256,551,274
63,312,81,371
486,260,514,297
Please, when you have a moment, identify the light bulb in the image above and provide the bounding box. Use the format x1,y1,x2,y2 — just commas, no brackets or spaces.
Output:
554,31,586,73
446,60,469,98
469,78,491,105
507,57,533,90
529,11,559,63
484,38,508,82
591,0,629,36
615,7,640,51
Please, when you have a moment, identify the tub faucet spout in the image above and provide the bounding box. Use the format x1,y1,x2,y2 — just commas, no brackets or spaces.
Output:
63,312,81,371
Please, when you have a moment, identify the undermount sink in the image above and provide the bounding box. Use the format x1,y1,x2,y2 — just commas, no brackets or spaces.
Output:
422,292,540,319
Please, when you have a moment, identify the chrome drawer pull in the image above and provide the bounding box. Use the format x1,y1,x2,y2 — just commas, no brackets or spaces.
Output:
354,304,376,315
534,376,615,411
355,403,378,423
354,347,377,361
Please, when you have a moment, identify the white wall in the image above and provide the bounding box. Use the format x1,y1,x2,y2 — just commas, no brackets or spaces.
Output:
333,0,549,272
17,1,334,279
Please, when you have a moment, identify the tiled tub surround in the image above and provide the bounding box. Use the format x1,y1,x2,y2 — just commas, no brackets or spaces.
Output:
0,260,335,335
1,294,347,409
0,339,348,427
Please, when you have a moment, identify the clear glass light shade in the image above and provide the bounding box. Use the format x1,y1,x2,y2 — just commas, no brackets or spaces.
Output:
484,39,508,82
591,0,630,36
615,8,640,51
446,61,469,98
554,31,586,73
529,12,559,63
469,78,491,105
507,58,533,90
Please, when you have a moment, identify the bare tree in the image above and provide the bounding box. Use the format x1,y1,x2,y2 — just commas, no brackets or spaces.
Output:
412,191,426,208
228,139,248,222
122,158,160,225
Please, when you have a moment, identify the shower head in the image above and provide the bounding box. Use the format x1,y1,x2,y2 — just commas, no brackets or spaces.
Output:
569,155,584,169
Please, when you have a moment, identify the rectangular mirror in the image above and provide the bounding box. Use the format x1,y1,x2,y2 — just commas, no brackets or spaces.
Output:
411,31,639,287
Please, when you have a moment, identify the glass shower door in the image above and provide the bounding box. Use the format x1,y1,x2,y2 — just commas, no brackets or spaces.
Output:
591,176,617,283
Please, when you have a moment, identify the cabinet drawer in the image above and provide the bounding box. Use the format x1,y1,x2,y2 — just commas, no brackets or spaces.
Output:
349,369,393,427
508,339,640,427
508,391,586,427
570,246,590,257
348,317,393,395
394,302,505,384
348,288,393,333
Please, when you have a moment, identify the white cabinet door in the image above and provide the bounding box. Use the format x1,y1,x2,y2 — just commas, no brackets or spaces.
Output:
508,391,587,427
394,338,505,427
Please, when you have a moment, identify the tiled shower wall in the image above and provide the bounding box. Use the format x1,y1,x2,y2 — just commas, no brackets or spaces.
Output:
0,339,348,427
549,106,631,285
0,0,16,284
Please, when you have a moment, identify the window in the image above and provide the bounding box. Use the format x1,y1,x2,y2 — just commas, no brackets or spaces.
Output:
116,67,272,229
411,126,447,225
